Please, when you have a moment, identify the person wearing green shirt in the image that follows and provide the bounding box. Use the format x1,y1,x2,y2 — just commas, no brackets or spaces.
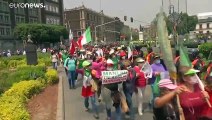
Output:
109,51,119,70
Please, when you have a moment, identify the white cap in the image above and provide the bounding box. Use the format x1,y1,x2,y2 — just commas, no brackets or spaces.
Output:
106,59,114,64
109,49,115,55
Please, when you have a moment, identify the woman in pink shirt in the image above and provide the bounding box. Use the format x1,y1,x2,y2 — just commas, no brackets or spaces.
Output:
133,57,147,116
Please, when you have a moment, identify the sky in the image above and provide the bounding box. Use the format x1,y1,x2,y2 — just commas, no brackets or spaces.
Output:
63,0,212,29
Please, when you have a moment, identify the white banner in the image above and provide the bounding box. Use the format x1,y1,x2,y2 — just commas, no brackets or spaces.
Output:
101,70,128,84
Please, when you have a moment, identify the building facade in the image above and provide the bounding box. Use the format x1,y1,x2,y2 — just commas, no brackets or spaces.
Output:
0,0,63,51
194,12,212,34
64,5,124,43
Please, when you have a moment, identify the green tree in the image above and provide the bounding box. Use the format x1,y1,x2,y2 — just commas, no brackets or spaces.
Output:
166,12,198,35
152,12,197,35
120,26,131,40
14,24,68,44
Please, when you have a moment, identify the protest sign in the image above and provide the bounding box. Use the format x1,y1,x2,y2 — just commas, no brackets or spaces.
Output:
101,70,128,84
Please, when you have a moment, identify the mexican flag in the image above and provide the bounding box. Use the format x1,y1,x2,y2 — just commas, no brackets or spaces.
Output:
78,27,92,49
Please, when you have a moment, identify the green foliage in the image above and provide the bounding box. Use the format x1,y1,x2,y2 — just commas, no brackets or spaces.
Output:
14,23,68,44
0,65,46,94
199,43,212,59
165,12,198,35
45,69,59,84
183,41,199,48
0,80,44,120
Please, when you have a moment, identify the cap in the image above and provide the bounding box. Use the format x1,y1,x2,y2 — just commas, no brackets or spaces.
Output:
82,61,91,68
154,55,160,59
184,68,200,75
117,47,122,50
122,60,131,67
136,58,145,63
106,59,114,66
158,79,177,90
109,49,115,55
120,51,126,57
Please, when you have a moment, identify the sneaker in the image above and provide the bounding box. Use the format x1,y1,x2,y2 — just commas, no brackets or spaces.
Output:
138,112,143,116
106,117,111,120
93,114,99,119
85,108,89,111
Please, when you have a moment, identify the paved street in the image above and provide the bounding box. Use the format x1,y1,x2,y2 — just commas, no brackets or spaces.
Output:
58,66,153,120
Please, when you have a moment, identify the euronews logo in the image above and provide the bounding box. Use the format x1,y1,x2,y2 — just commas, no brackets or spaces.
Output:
9,3,45,8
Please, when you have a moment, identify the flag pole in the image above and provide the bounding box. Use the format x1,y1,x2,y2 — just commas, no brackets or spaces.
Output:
157,8,185,120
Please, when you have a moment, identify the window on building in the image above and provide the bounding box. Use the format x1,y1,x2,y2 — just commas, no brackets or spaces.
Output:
0,27,4,35
49,6,52,12
77,31,82,36
5,28,10,35
4,15,9,23
0,14,3,23
0,2,2,11
34,18,38,23
45,4,48,10
21,17,25,23
29,18,33,23
16,16,20,23
57,19,60,24
46,18,50,24
207,31,210,34
199,24,202,29
87,13,90,20
207,23,210,28
2,2,9,12
55,7,59,13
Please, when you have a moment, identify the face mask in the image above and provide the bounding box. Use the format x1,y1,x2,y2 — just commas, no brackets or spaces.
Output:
155,60,160,64
107,67,113,71
122,56,126,59
185,75,198,84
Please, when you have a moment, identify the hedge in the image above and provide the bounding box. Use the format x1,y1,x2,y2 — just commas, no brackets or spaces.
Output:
0,65,46,94
0,69,58,120
199,43,212,59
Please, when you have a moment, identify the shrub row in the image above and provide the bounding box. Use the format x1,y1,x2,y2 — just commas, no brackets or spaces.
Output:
0,53,51,70
0,69,58,120
0,65,46,94
198,42,212,59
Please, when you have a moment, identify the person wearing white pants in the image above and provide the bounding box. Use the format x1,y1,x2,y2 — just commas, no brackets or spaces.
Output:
133,58,147,116
135,87,146,115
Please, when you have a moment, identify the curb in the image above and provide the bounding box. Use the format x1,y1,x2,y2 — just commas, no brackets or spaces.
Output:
56,74,64,120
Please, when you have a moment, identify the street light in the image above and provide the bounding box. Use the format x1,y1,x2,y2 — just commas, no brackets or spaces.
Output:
94,19,120,44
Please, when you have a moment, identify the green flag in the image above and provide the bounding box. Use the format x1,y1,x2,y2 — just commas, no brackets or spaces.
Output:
180,45,192,67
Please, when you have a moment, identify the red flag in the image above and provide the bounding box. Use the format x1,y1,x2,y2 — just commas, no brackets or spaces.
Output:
77,36,83,49
69,40,75,55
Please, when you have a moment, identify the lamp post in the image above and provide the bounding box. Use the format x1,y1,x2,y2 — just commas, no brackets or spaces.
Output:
94,19,120,44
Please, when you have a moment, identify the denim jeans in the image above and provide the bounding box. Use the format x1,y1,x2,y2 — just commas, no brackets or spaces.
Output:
106,105,121,120
124,90,134,120
102,87,122,120
68,70,76,88
52,62,57,69
84,95,98,115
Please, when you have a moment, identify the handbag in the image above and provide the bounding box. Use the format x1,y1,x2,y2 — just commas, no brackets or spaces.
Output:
91,79,98,92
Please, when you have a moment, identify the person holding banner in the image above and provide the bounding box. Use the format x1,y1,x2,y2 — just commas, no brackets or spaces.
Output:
122,60,136,120
81,61,99,119
178,68,210,120
101,59,123,120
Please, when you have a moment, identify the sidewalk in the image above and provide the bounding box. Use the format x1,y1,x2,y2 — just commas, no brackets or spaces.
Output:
57,66,153,120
